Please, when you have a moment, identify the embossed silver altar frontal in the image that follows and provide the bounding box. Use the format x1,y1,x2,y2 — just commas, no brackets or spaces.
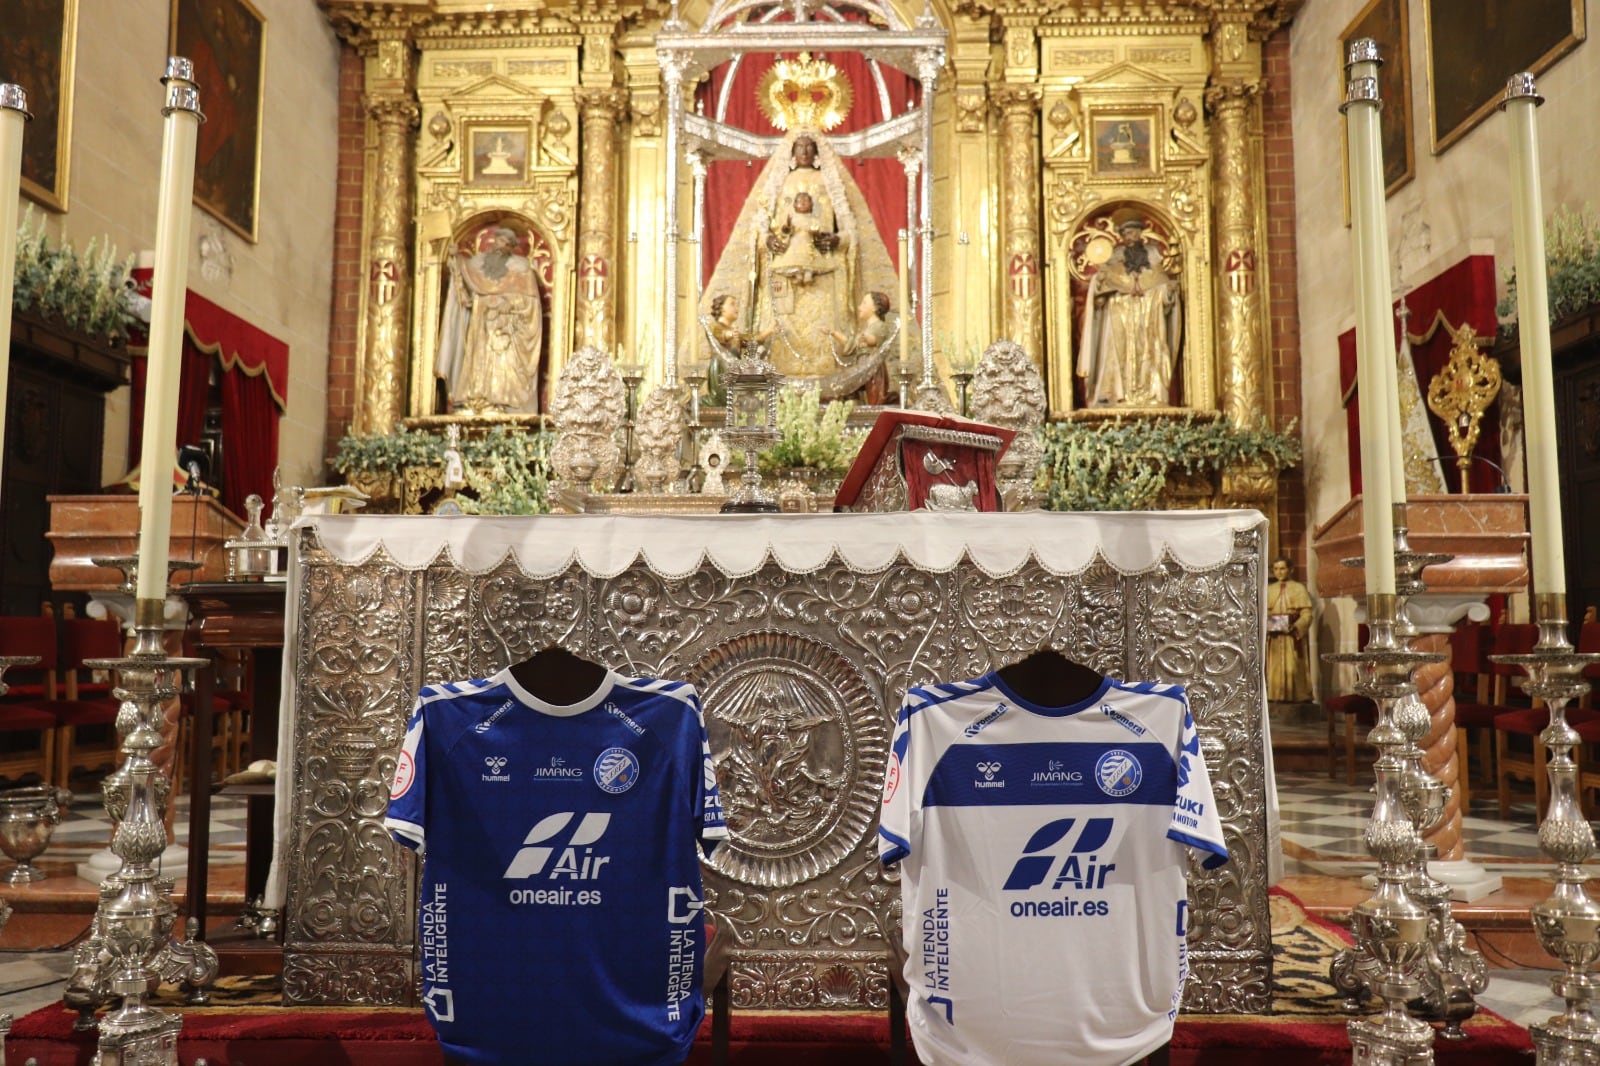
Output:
270,512,1273,1012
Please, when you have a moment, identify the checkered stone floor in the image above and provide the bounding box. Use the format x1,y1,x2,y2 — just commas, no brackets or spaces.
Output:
0,789,249,1020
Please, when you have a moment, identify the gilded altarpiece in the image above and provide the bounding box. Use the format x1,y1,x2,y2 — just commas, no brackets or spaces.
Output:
1040,49,1216,416
408,41,582,415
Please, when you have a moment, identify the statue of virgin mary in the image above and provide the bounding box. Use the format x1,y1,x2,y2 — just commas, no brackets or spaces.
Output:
700,126,900,400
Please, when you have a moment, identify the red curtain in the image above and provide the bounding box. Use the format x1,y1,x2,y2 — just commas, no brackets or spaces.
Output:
1337,253,1500,494
219,366,280,519
699,47,918,284
126,271,289,512
126,340,212,476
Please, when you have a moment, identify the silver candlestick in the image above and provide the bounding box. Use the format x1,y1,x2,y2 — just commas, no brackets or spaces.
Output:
65,598,218,1058
1327,596,1441,1065
1496,594,1600,1064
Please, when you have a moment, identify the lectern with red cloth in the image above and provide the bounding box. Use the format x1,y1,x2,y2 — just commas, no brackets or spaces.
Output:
833,411,1014,512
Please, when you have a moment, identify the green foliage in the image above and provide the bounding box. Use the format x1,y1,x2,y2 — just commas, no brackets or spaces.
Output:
333,423,551,515
757,383,865,474
1039,415,1302,512
1498,203,1600,335
12,205,139,344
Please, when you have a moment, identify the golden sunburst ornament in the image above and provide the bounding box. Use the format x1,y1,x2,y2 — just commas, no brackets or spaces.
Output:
756,53,853,132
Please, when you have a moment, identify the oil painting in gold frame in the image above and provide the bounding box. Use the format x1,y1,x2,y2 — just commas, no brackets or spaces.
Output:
0,0,78,212
1424,0,1586,154
169,0,266,241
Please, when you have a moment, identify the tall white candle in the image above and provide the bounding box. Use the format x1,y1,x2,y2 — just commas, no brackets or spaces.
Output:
1502,74,1565,596
1343,42,1396,595
134,60,204,605
0,86,30,507
898,229,911,376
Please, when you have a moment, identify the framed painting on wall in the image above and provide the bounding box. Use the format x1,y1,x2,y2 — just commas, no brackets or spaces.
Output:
1424,0,1586,154
170,0,265,241
1090,112,1159,179
0,0,78,211
1339,0,1413,211
464,125,533,188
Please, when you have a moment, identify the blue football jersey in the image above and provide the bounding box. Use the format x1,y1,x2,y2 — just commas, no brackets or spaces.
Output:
879,673,1227,1066
386,668,728,1066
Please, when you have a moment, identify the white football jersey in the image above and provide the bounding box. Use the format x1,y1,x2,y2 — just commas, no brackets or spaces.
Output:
878,673,1227,1066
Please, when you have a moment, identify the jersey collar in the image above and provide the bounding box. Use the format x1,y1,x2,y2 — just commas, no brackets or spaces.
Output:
497,668,621,717
983,671,1114,718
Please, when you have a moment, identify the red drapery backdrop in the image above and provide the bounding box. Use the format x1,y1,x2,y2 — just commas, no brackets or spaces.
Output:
699,46,918,284
1337,253,1500,494
127,271,289,520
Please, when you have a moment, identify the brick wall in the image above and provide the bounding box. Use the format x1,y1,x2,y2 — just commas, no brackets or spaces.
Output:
1262,27,1307,568
325,44,365,458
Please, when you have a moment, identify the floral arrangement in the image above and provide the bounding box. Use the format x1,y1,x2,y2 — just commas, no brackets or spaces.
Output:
757,383,865,474
1498,203,1600,337
1039,415,1301,511
11,205,139,344
334,423,551,514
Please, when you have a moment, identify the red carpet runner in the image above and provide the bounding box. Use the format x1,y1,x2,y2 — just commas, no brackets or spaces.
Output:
9,890,1533,1065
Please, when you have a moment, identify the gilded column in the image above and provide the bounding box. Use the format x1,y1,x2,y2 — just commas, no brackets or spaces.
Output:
576,88,628,351
1205,78,1266,428
995,86,1042,363
354,32,418,435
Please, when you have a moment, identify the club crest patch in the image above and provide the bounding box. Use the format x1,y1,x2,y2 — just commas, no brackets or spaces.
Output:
595,747,641,794
1095,749,1142,798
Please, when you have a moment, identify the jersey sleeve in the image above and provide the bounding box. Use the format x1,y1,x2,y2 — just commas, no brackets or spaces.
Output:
1167,692,1228,870
878,692,915,866
688,687,729,854
384,694,428,853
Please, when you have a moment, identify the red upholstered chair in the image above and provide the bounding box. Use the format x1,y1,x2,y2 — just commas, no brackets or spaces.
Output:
1450,623,1500,808
53,617,126,786
0,616,63,786
1492,623,1555,818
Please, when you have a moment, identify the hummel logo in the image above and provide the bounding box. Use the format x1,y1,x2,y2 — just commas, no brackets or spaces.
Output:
504,812,612,880
485,756,508,774
976,761,1002,781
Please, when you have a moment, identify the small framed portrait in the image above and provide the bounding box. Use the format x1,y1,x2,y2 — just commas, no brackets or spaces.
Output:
465,126,532,187
1339,0,1414,213
170,0,266,241
1090,113,1158,179
0,0,79,211
1424,0,1586,154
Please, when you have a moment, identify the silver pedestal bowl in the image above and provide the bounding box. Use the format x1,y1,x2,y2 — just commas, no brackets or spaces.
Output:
0,785,72,883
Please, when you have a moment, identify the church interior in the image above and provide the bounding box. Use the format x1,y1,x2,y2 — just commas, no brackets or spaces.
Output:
1,0,1599,1062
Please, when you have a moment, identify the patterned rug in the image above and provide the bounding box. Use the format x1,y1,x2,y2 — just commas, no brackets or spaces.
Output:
9,889,1533,1065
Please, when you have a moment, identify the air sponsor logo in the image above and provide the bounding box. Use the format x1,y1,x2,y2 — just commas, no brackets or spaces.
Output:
1029,759,1083,786
963,702,1008,738
482,755,510,782
595,747,641,794
1095,749,1143,798
973,760,1005,789
531,756,584,781
473,699,516,735
503,811,611,906
1002,817,1119,919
